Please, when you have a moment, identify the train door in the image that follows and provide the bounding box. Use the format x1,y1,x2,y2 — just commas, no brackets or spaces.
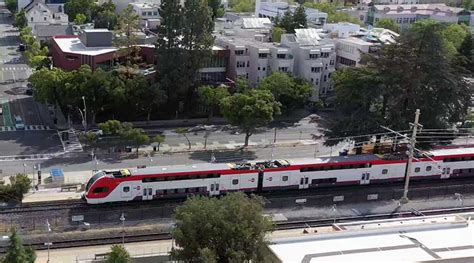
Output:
298,176,309,189
360,172,370,185
210,182,220,196
257,170,264,192
120,185,132,199
441,166,451,179
142,187,153,200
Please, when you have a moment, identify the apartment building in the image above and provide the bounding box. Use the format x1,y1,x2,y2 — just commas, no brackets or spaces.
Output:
255,0,328,27
23,0,69,41
367,4,471,29
216,37,294,86
280,29,336,99
323,23,398,69
129,2,161,30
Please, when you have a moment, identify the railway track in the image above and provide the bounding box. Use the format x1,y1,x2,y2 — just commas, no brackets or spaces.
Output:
1,177,474,215
1,205,472,253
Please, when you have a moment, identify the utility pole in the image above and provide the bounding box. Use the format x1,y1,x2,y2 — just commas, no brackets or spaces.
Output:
401,109,421,204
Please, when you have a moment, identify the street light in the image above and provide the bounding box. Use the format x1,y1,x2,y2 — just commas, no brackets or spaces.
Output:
22,163,26,175
120,212,125,245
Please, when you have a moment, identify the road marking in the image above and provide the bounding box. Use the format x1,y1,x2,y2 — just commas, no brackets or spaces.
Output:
0,125,51,132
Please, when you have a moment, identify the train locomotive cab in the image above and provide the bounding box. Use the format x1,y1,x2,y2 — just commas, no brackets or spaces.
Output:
85,169,131,204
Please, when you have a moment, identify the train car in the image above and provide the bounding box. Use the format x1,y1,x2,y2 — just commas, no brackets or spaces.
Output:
84,147,474,204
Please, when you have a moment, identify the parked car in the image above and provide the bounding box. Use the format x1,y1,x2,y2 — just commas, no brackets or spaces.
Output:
25,88,33,96
18,43,25,52
14,116,25,130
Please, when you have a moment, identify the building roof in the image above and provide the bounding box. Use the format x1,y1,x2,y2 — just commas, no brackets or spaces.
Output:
34,24,72,38
295,28,322,46
269,214,474,262
373,4,464,15
53,36,118,56
241,18,272,29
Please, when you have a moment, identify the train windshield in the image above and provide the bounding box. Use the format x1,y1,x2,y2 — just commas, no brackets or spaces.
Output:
85,171,106,191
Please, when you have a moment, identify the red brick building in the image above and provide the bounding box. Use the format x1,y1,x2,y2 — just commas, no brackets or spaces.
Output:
51,29,155,71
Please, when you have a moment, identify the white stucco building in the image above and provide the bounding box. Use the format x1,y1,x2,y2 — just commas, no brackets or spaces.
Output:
255,0,328,27
129,2,161,29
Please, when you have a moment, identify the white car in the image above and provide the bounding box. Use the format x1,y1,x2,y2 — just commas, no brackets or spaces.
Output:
14,116,25,130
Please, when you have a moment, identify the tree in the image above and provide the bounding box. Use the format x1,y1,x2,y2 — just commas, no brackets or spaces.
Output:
8,174,32,202
153,134,166,151
171,192,273,262
28,67,70,105
198,85,230,121
293,5,307,30
175,128,192,150
272,27,285,43
3,229,36,263
14,10,27,30
99,120,129,136
82,132,99,150
259,71,312,113
304,2,361,25
121,128,150,157
73,13,87,24
232,0,254,12
64,0,96,22
106,245,132,263
442,23,470,57
126,79,167,121
278,10,295,33
208,0,221,20
93,0,118,29
114,5,142,65
458,33,473,73
326,20,472,146
375,18,400,33
5,0,17,14
220,90,281,146
235,77,252,93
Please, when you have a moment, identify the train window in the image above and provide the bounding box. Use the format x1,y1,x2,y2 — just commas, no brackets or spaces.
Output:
163,189,167,194
304,177,309,184
300,178,304,184
92,187,109,193
148,188,152,195
173,189,178,194
342,165,351,169
185,188,189,193
196,187,201,192
382,169,388,175
426,166,432,172
361,174,365,180
178,188,186,193
333,165,341,170
166,176,176,181
366,174,370,180
123,186,130,192
211,184,215,191
282,176,288,182
143,188,147,196
156,190,163,195
216,184,220,190
414,167,420,173
312,178,337,184
232,179,239,185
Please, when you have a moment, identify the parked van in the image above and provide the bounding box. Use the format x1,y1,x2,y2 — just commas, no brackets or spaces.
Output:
14,116,25,130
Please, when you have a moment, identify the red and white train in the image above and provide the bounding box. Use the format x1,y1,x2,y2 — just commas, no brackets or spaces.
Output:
84,147,474,204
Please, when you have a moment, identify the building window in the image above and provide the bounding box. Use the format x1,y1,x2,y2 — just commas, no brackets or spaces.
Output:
153,11,158,16
309,54,319,59
403,17,409,23
396,18,402,24
257,66,260,70
415,167,421,173
262,67,266,71
235,50,244,56
337,56,356,67
328,73,332,78
232,179,239,185
315,78,319,85
426,166,432,172
282,176,288,181
236,61,245,68
323,75,327,81
382,169,388,175
246,61,249,67
330,60,335,66
278,67,288,72
321,52,329,58
311,67,321,73
375,18,379,23
410,17,416,23
123,186,130,192
148,11,153,16
277,54,286,59
258,53,268,59
142,11,147,16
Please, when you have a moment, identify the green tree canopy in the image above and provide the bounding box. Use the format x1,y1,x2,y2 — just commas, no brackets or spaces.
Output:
106,245,132,263
272,27,285,43
230,0,255,12
5,0,17,14
121,127,150,156
220,90,281,146
441,23,470,57
171,192,273,262
114,5,142,65
14,10,27,30
99,120,131,136
3,229,36,263
64,0,96,22
304,2,361,24
259,71,312,113
326,20,472,146
153,134,166,151
73,13,87,24
198,85,230,121
175,128,192,150
375,18,400,33
293,5,307,29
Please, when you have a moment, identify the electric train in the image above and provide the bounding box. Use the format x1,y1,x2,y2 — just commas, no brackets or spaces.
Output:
84,147,474,204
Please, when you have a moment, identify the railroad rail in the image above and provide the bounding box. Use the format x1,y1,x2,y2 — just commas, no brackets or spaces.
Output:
0,205,472,253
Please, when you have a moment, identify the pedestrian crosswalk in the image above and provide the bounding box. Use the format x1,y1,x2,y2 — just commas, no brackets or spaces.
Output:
0,66,31,72
0,125,52,132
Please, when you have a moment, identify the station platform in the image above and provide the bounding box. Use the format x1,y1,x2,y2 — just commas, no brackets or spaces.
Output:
22,188,83,204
